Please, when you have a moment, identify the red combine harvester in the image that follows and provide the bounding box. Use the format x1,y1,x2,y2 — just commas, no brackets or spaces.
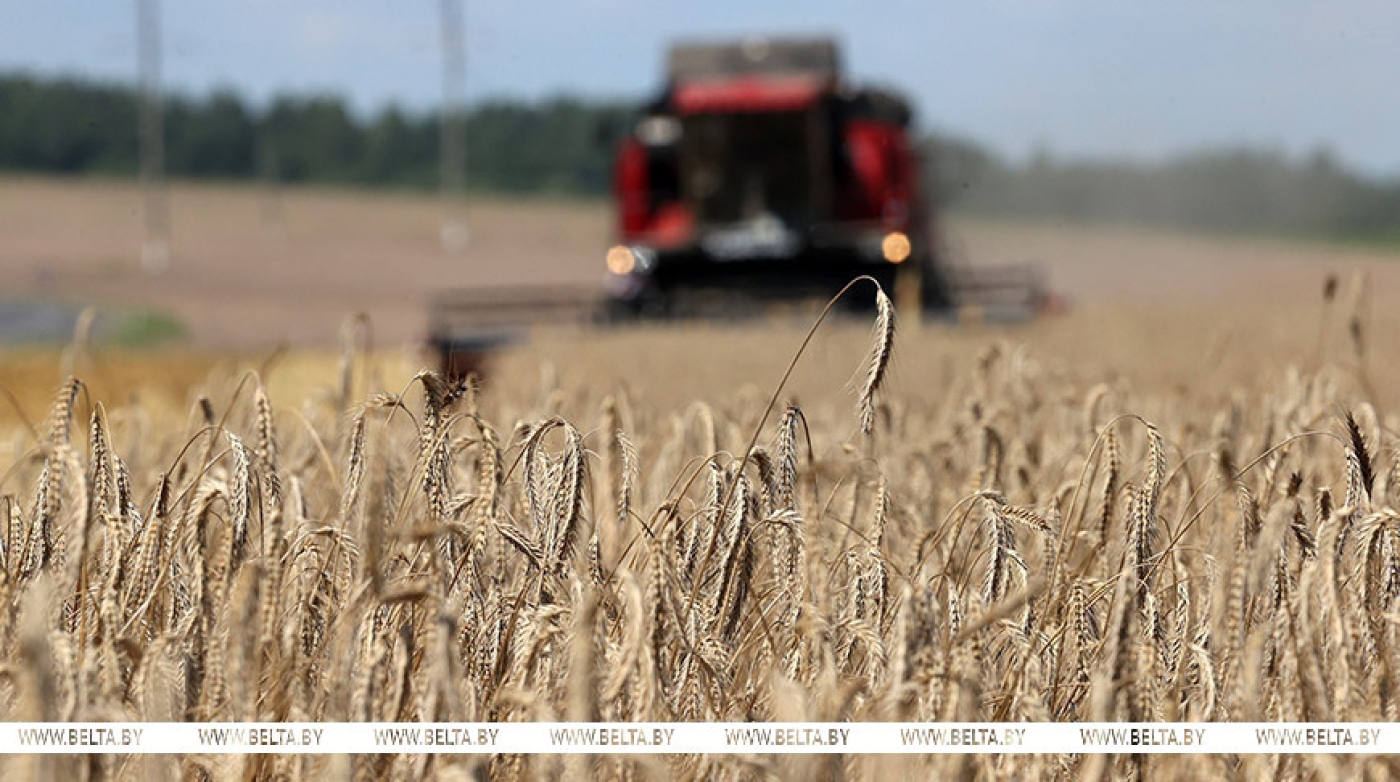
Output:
604,36,942,317
428,36,1045,374
601,36,1044,319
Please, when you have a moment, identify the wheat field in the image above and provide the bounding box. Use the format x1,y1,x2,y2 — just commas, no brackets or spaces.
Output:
0,267,1397,780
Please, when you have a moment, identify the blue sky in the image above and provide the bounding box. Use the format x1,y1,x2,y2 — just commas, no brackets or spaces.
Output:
3,1,1398,176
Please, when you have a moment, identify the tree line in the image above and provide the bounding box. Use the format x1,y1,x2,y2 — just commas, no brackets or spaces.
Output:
1,72,1396,240
929,135,1400,240
0,73,632,194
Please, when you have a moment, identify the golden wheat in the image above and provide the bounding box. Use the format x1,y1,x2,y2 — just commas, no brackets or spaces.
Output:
0,282,1396,780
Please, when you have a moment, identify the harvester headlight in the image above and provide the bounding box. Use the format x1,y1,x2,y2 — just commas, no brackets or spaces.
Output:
881,232,912,264
606,245,636,275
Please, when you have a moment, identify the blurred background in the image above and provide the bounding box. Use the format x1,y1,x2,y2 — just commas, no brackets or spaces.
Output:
0,2,1398,412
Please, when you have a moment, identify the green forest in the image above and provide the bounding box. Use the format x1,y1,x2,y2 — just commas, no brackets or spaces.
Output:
1,73,1396,240
0,74,633,194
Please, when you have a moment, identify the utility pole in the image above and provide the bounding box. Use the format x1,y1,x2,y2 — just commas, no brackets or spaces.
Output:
439,0,469,254
137,0,169,273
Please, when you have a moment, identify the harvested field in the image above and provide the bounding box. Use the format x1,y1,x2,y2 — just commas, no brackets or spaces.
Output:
2,175,1399,349
1,177,1399,779
0,176,607,346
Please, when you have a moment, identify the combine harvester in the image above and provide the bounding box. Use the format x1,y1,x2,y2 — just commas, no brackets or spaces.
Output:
430,36,1046,375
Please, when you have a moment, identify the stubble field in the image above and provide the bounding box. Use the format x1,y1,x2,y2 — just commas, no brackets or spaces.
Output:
1,176,1399,779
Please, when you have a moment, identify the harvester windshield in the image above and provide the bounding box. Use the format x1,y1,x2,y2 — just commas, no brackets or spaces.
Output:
683,109,818,229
